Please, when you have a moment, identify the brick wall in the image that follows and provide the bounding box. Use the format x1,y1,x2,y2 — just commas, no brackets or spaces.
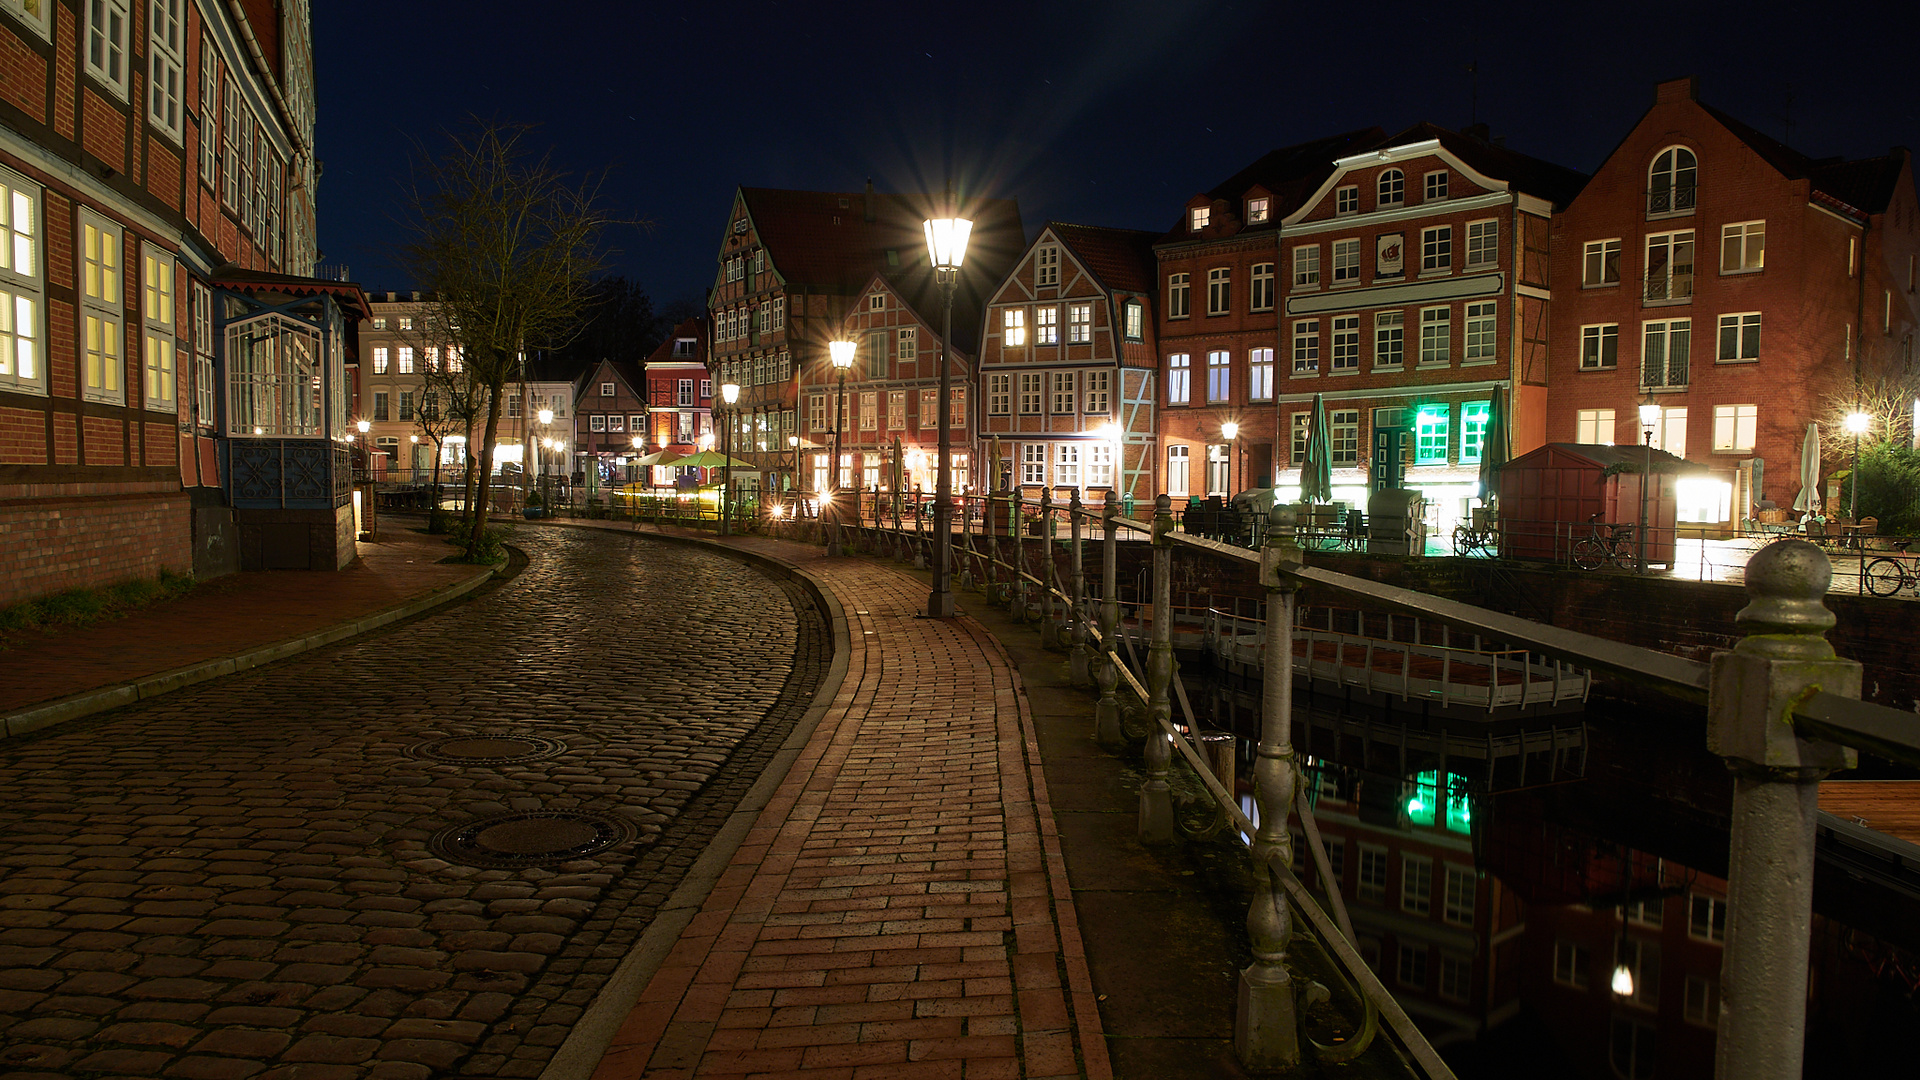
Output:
0,489,192,608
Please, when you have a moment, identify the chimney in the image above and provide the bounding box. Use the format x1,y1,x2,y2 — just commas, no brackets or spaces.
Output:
864,177,875,223
1655,76,1698,105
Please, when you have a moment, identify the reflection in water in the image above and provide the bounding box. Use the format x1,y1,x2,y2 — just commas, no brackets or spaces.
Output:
1190,665,1920,1078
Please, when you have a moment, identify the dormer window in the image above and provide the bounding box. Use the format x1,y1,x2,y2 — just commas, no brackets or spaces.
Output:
672,339,696,357
1191,206,1211,231
1378,169,1405,208
1247,197,1270,224
1649,147,1698,216
1424,172,1448,201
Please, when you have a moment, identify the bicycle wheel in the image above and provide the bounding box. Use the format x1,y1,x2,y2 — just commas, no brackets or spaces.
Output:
1864,558,1907,597
1611,539,1640,569
1453,526,1475,557
1572,538,1605,570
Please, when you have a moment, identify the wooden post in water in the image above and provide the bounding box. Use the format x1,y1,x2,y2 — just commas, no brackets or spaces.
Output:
1139,493,1176,845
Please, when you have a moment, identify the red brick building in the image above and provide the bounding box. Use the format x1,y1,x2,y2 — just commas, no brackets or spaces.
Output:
1546,77,1920,529
977,223,1160,501
0,1,363,603
574,358,648,491
1271,124,1585,527
640,317,711,488
708,184,1022,504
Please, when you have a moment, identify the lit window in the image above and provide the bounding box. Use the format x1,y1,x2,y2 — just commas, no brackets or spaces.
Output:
1166,444,1189,496
1721,221,1765,273
80,210,123,404
1087,440,1113,487
141,244,176,412
1713,404,1757,452
5,0,51,38
1035,305,1058,345
1459,401,1490,463
1206,350,1230,402
1424,171,1449,200
1246,197,1269,223
1190,205,1210,231
1166,354,1190,405
1415,403,1449,464
1378,169,1404,207
0,166,45,395
1068,303,1091,343
1249,348,1273,401
1124,301,1143,341
1053,442,1080,488
397,346,414,374
1003,308,1026,347
1576,408,1615,444
1646,405,1688,456
1717,312,1761,361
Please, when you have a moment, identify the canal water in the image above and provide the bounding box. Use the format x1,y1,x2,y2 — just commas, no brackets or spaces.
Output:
1181,664,1920,1079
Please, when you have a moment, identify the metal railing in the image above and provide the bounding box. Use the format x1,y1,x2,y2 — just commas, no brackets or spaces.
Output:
832,487,1920,1080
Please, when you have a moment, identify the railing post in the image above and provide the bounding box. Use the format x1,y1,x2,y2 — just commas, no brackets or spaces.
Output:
1096,489,1123,748
1707,539,1859,1080
1238,502,1303,1069
1140,493,1177,845
1069,489,1091,688
1038,487,1058,646
1010,490,1027,620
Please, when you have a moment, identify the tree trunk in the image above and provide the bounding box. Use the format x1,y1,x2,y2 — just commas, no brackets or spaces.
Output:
467,383,506,557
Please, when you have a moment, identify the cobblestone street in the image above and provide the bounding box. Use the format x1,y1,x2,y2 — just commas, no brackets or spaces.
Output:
0,527,827,1080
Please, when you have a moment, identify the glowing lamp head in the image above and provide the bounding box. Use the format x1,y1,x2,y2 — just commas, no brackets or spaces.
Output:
721,382,740,405
632,436,645,449
1222,421,1239,441
1612,964,1635,997
1639,403,1661,428
923,215,973,271
537,408,553,425
788,435,800,448
829,340,855,371
356,419,370,434
1847,411,1871,435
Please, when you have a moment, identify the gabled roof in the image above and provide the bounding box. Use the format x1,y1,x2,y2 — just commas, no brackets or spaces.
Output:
1667,95,1904,219
1379,122,1588,206
212,266,371,319
1159,127,1389,241
644,317,707,367
1047,223,1160,295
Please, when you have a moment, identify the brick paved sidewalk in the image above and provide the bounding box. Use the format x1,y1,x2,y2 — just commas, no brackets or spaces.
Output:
589,539,1111,1080
0,526,491,737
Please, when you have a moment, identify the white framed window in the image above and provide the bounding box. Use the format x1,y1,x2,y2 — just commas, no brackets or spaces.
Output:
397,346,415,375
198,39,218,185
1036,244,1059,286
1465,220,1498,267
226,312,320,437
606,413,624,433
1167,354,1190,405
808,393,826,433
1292,320,1320,374
1190,206,1210,231
1415,403,1450,465
1053,442,1080,487
1649,145,1698,215
372,346,389,374
1583,239,1621,286
1335,186,1358,215
886,390,904,429
1332,409,1359,464
1206,350,1230,402
1087,440,1113,488
1645,230,1696,302
1293,246,1320,287
400,316,414,332
141,244,176,411
1374,311,1404,368
80,209,123,404
1330,316,1359,372
1332,239,1360,284
1460,401,1491,463
1246,196,1269,223
859,391,877,431
1424,171,1448,201
1642,318,1691,388
1685,977,1719,1029
1377,169,1404,207
1713,405,1756,452
1647,405,1687,456
1035,305,1058,345
1124,300,1143,340
1051,371,1075,414
1717,312,1761,361
1421,225,1453,272
1464,301,1497,362
1721,220,1765,273
86,0,131,98
1019,372,1042,414
371,391,389,422
1249,347,1273,401
0,166,44,395
1022,442,1047,485
1689,894,1727,942
1553,940,1590,988
1003,307,1027,347
1167,273,1190,318
1250,263,1274,311
396,391,412,422
1581,324,1619,369
1291,412,1310,462
1419,306,1451,366
1575,408,1616,444
1621,899,1664,928
147,0,184,141
191,281,213,425
1358,845,1387,902
1401,854,1432,914
1166,444,1189,496
1397,943,1428,989
1207,267,1231,315
868,292,885,311
1083,369,1110,415
1068,303,1091,344
3,0,52,39
950,386,967,431
988,373,1010,416
221,79,239,209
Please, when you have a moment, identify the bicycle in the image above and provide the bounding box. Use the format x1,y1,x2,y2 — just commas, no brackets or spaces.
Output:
1571,515,1637,571
1453,508,1497,557
1863,541,1916,596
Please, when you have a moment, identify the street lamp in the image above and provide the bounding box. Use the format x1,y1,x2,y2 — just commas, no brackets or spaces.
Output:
1638,402,1660,573
829,340,855,548
1221,420,1239,497
924,193,973,618
1846,410,1871,525
721,382,740,535
788,434,801,518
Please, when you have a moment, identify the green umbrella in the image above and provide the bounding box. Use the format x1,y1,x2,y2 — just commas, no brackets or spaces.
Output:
1477,385,1510,507
675,449,754,469
635,448,684,468
1301,393,1333,504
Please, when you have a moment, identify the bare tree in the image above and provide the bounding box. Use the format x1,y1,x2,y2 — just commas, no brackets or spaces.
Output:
415,354,481,532
401,121,615,558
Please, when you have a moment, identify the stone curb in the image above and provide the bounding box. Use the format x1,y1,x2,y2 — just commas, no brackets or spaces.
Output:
0,563,497,741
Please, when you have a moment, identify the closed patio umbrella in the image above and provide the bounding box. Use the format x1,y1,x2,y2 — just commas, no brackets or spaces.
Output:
1793,422,1822,515
1477,385,1510,507
1301,393,1333,505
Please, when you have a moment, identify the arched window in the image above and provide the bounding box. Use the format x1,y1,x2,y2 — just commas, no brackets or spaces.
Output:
1378,169,1405,207
1649,147,1697,215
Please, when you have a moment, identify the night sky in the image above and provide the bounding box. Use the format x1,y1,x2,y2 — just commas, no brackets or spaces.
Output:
312,1,1920,309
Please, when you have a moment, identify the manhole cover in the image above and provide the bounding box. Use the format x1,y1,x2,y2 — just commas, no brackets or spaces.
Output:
429,811,633,868
407,734,567,765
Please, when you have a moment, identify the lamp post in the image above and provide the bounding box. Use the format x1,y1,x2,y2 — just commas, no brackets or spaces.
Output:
1846,410,1870,526
829,341,855,549
720,382,740,535
924,195,973,619
788,434,801,519
1639,402,1659,574
1221,420,1239,497
536,408,553,506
